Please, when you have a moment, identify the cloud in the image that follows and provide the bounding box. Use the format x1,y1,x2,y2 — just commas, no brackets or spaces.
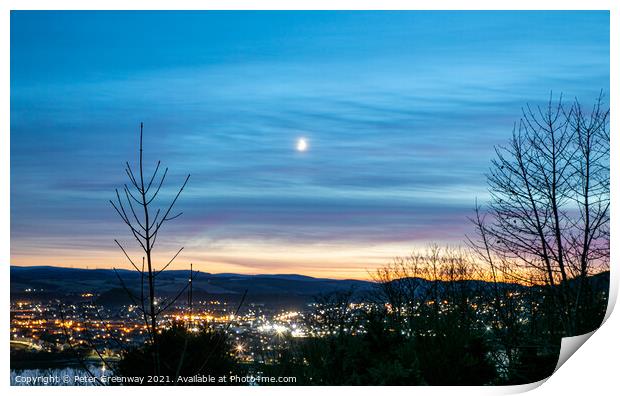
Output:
10,11,609,277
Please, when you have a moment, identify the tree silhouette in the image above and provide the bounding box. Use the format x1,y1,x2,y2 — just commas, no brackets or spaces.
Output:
468,93,609,336
110,122,190,375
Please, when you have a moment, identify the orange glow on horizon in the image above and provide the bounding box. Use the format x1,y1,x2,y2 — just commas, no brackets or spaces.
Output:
11,239,435,280
13,239,603,284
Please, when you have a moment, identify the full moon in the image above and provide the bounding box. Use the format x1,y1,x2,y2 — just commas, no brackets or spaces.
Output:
296,138,308,152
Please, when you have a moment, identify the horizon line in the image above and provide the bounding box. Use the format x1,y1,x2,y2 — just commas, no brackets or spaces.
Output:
9,263,375,282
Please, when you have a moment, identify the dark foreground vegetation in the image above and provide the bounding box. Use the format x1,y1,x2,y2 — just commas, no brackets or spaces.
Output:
109,252,608,385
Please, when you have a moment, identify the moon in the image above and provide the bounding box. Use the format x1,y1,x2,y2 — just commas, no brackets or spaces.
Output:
296,138,308,152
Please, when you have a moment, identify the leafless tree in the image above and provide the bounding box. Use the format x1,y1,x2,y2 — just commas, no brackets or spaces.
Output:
564,97,610,323
371,253,429,329
372,245,484,337
110,122,191,374
468,93,609,335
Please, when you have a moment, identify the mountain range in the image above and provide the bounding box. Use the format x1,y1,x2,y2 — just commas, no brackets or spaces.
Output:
10,266,375,306
10,266,609,308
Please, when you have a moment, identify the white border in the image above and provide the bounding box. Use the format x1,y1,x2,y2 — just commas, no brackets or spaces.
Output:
2,2,617,395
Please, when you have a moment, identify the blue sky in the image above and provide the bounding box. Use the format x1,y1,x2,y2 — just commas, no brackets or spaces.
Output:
10,11,609,278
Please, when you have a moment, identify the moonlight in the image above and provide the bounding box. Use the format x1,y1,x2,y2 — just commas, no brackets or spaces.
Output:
296,138,308,152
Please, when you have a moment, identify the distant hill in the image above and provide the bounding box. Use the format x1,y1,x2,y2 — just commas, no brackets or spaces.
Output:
10,266,376,304
10,266,609,308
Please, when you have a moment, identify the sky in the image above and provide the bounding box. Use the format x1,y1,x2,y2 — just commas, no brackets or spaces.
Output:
10,11,609,279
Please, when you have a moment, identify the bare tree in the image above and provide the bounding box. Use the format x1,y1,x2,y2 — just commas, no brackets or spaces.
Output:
371,253,429,331
565,95,610,331
110,122,190,374
372,245,484,337
469,93,609,335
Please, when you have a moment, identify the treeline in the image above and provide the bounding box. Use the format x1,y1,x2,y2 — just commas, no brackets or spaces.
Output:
255,246,608,385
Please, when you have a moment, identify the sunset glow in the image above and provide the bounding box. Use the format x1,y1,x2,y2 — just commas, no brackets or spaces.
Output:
10,11,609,279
